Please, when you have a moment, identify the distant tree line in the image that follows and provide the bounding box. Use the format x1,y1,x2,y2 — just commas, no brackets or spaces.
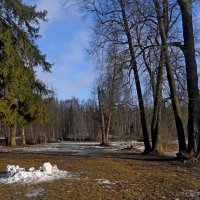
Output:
19,96,188,148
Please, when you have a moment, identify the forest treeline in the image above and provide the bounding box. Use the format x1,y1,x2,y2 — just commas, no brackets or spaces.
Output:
24,97,188,144
0,0,200,157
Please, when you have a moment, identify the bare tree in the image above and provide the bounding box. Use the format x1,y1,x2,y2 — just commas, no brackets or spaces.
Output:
152,0,186,154
119,0,152,153
177,0,200,155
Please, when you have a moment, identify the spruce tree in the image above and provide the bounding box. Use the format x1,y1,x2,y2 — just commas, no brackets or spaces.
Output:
0,0,52,146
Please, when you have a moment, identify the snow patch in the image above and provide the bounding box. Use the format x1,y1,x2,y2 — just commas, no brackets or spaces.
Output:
25,188,45,198
185,190,200,198
96,178,121,185
41,162,53,174
0,162,71,184
137,145,145,151
164,151,177,157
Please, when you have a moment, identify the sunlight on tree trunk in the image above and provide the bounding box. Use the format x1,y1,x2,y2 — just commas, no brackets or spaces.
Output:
177,0,200,154
151,50,164,154
10,123,17,146
22,126,26,145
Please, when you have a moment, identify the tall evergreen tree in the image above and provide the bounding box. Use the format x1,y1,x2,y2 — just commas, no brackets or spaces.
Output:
0,0,52,146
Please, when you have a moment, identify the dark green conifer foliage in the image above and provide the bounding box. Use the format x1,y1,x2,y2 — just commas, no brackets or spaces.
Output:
0,0,52,146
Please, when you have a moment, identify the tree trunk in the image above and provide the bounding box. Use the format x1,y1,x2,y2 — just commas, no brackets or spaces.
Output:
164,47,186,153
153,0,186,154
22,126,26,145
30,124,35,144
101,112,106,144
119,0,151,153
98,87,106,145
177,0,200,154
105,111,112,145
42,132,47,144
10,123,17,146
151,50,164,154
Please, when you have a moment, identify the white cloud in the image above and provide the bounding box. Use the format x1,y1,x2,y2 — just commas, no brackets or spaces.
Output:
37,0,61,20
30,0,96,100
35,0,84,34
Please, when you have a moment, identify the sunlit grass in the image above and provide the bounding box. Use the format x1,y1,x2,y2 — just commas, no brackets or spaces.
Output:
0,153,199,199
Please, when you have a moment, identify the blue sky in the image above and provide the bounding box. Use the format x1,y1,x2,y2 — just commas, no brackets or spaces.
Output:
23,0,95,101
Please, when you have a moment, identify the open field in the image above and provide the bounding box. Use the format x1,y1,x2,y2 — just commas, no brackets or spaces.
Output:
0,143,199,200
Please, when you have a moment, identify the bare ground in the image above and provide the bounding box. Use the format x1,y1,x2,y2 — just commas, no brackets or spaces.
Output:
0,148,200,200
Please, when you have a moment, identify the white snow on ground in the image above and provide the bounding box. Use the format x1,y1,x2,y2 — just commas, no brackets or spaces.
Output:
136,145,145,151
185,190,200,198
0,162,72,184
1,141,177,157
14,141,145,154
97,178,113,185
164,151,177,157
96,178,121,185
25,188,45,198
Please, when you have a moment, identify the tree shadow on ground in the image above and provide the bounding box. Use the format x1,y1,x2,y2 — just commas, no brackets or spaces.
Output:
5,151,176,162
0,172,8,178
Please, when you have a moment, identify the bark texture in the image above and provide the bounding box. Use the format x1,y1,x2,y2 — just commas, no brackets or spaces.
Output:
10,123,17,146
177,0,200,153
153,0,186,154
151,50,164,154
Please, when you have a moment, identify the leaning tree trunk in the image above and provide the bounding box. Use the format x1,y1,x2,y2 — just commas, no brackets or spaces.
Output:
177,0,200,154
153,0,186,155
10,123,17,146
164,47,187,154
119,0,151,153
151,50,164,154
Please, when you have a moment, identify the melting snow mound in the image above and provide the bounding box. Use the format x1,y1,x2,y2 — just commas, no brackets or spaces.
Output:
0,162,68,184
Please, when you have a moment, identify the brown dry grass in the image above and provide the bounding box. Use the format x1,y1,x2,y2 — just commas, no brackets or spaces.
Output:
0,152,199,200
